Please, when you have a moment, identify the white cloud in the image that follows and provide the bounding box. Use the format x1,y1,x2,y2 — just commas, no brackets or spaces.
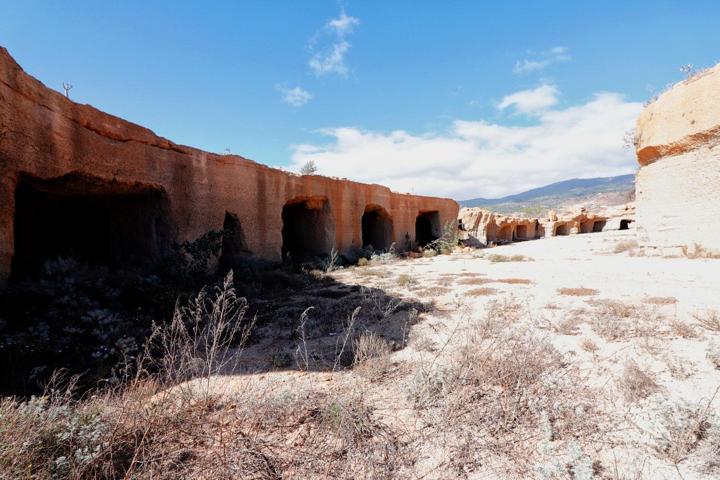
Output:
308,10,359,77
290,89,642,200
277,85,312,107
514,46,571,74
497,84,559,114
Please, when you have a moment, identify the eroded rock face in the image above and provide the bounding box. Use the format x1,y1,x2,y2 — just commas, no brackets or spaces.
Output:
635,65,720,254
0,48,458,284
458,208,542,246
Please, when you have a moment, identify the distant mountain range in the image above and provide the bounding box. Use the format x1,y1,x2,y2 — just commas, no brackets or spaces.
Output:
458,174,635,215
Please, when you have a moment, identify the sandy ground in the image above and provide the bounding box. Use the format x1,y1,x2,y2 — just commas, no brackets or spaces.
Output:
220,228,720,479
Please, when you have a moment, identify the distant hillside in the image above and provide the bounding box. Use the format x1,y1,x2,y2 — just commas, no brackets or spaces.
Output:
459,174,635,215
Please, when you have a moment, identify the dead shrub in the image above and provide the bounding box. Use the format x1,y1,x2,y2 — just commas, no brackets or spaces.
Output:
580,337,599,353
618,361,660,403
694,309,720,332
588,300,663,342
670,318,699,339
0,275,414,479
644,296,678,305
409,301,603,476
495,278,532,285
655,390,718,466
558,287,599,297
487,254,534,263
466,287,497,297
457,277,493,286
414,286,451,297
354,332,392,369
396,274,416,288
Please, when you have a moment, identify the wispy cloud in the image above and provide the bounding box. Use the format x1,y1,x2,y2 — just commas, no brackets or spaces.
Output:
308,10,360,77
497,84,559,114
514,46,571,74
277,85,312,107
290,87,641,199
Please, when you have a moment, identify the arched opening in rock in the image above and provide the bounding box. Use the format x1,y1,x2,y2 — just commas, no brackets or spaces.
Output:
415,211,440,247
620,219,632,230
281,196,334,261
555,223,571,236
362,205,393,251
11,173,171,280
515,225,529,241
592,220,606,233
579,221,594,234
220,211,251,267
498,225,513,242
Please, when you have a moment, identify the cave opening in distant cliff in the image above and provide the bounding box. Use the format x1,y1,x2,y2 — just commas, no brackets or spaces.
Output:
579,221,594,234
515,225,529,241
11,173,171,280
219,211,251,268
592,220,606,233
555,223,571,236
498,225,513,242
362,205,393,251
281,196,334,261
415,211,440,247
620,219,631,230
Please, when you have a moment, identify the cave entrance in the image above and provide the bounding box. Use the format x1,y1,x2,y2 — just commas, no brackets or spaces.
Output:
579,221,594,234
415,211,440,247
281,196,334,261
555,223,570,236
219,212,251,267
11,173,171,280
498,225,513,242
362,205,393,251
515,225,528,241
592,220,606,233
620,219,632,230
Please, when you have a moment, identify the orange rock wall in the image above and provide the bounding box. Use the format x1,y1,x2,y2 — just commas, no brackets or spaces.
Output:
0,48,458,284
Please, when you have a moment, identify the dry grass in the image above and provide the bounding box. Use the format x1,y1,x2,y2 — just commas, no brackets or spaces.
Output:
644,296,678,305
553,312,584,335
617,361,660,403
414,286,451,298
580,337,600,353
694,309,720,332
0,274,414,479
466,287,497,297
587,300,662,341
456,277,493,286
670,318,699,339
655,389,719,467
495,278,532,285
408,300,606,476
486,254,534,263
396,274,417,287
558,287,599,296
356,267,391,278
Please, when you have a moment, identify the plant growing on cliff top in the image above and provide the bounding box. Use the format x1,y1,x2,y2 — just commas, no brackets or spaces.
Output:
300,160,318,175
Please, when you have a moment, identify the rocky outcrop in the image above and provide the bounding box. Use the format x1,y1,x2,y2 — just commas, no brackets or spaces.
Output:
0,47,458,285
458,208,541,246
635,65,720,254
540,207,610,237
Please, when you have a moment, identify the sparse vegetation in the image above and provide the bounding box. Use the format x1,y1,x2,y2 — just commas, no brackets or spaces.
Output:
618,361,660,403
558,287,599,296
487,253,534,262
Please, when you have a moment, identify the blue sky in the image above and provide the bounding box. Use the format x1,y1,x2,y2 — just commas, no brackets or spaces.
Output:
2,1,719,199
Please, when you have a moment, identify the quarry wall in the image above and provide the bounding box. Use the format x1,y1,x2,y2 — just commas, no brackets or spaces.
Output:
635,65,720,254
0,47,458,285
